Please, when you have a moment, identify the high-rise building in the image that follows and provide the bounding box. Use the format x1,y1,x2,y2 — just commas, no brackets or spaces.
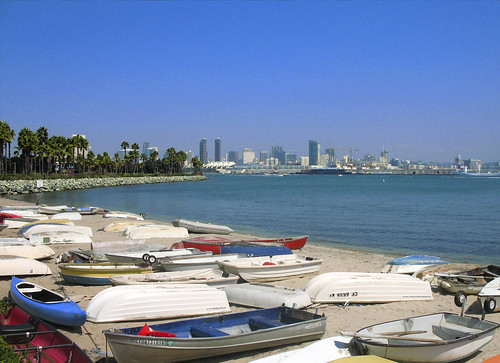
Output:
260,151,269,163
271,146,283,159
214,138,221,162
380,149,389,165
309,140,320,165
275,150,286,165
243,148,255,164
199,138,207,165
143,141,151,155
228,151,239,163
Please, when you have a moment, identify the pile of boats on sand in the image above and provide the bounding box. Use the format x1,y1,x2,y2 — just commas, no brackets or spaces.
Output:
1,203,500,362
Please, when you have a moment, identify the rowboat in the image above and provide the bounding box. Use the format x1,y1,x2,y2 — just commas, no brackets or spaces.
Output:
38,205,71,214
160,253,245,272
438,265,500,294
0,211,22,223
103,305,327,362
381,255,449,274
172,218,234,234
478,277,500,313
123,224,189,239
18,218,75,235
29,231,93,244
109,268,239,287
0,237,31,245
250,336,353,363
218,254,322,282
4,217,47,228
0,298,92,362
59,262,153,285
304,272,433,304
219,244,293,256
75,206,100,215
10,276,86,327
0,256,52,276
223,283,312,308
105,248,211,266
0,244,55,260
22,224,93,239
86,284,230,323
103,220,147,232
349,312,499,362
51,212,82,220
104,211,145,220
176,235,308,254
91,239,152,254
412,263,481,286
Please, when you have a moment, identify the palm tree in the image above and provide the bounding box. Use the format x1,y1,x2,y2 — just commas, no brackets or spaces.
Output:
191,156,203,175
149,150,159,173
114,153,121,173
35,127,49,174
131,143,140,173
0,121,15,174
16,127,37,174
121,141,129,173
86,150,96,173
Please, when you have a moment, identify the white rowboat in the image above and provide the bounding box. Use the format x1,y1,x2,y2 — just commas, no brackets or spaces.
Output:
172,218,234,235
0,256,52,276
85,284,231,323
223,283,312,308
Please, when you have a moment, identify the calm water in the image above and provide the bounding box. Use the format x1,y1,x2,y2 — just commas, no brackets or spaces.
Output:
12,174,500,265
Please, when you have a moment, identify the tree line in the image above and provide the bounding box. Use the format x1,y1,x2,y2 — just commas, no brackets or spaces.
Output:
0,121,203,177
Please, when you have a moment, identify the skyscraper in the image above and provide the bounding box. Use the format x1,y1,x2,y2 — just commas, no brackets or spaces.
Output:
309,140,320,165
215,138,221,162
228,151,239,163
199,138,207,165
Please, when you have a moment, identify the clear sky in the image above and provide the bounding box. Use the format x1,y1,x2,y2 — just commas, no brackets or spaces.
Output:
1,1,499,162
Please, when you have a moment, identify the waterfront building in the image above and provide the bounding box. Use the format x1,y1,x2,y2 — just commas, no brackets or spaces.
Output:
260,151,269,163
464,159,481,171
228,151,239,163
271,146,283,159
308,140,320,165
380,149,389,165
243,148,256,164
143,141,151,155
300,156,309,166
285,153,297,165
215,138,222,162
186,150,193,166
275,150,286,165
199,138,207,165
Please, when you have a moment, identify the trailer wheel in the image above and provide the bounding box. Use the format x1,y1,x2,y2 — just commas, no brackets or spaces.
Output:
484,297,496,313
148,255,157,264
142,254,150,262
454,291,467,307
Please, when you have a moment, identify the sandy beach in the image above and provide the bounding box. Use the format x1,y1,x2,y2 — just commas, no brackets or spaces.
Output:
0,196,498,362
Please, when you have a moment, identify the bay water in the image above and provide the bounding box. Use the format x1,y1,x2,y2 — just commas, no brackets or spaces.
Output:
12,174,499,265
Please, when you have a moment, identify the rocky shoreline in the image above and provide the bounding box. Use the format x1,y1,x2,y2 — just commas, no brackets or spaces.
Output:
0,175,208,195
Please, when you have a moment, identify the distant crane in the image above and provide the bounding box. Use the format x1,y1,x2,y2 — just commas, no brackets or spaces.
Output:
331,147,359,163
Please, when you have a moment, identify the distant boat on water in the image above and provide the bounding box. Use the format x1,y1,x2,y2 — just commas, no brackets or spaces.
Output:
452,165,500,177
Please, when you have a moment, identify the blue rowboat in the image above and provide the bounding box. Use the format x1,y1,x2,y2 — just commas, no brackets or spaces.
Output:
9,276,86,327
104,305,327,362
381,255,449,274
220,244,293,256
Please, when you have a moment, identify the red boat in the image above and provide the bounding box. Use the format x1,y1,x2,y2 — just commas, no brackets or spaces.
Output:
0,298,92,363
173,235,308,254
0,212,22,224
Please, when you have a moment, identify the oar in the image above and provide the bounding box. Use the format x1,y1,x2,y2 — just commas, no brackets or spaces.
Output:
340,331,444,343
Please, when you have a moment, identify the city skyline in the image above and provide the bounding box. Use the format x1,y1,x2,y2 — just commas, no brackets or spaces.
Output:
1,2,499,162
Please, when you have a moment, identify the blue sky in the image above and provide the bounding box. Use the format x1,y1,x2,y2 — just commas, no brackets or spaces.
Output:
1,1,499,162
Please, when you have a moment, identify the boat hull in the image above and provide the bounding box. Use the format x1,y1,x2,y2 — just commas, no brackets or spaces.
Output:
0,298,92,363
381,255,449,274
172,218,234,234
104,306,327,362
354,313,499,363
59,263,152,285
223,283,312,308
10,277,86,327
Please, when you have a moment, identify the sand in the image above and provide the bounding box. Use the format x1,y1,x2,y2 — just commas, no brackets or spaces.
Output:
0,196,498,362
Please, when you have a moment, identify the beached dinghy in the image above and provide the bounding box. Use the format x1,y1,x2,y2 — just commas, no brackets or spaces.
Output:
172,218,234,234
176,235,308,253
103,305,327,362
51,212,82,220
18,218,75,235
0,298,92,363
304,272,433,304
10,277,86,327
220,243,293,257
86,284,230,323
0,256,52,276
160,253,245,272
22,224,93,239
105,248,211,267
478,277,500,313
223,283,312,308
4,217,47,228
103,220,147,232
250,336,353,363
104,211,144,220
29,231,93,244
91,239,152,254
437,264,500,294
349,312,499,362
59,262,153,285
123,224,189,239
37,205,71,215
218,254,322,282
412,263,481,286
109,268,239,287
0,244,55,260
0,237,31,245
381,255,449,274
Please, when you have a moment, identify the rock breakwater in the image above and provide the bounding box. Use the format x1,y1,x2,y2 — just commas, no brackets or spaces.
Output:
0,175,207,195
